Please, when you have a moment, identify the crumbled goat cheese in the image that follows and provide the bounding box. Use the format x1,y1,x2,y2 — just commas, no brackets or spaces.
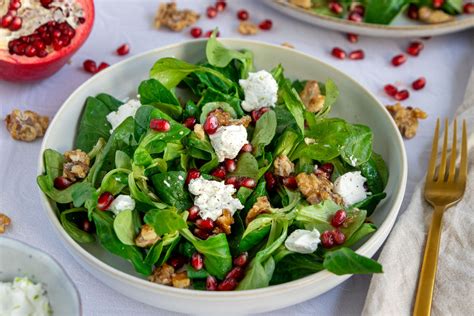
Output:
209,125,248,162
239,70,278,112
304,137,316,145
0,277,51,316
108,195,136,215
285,229,321,254
188,177,244,221
333,171,368,206
106,99,141,133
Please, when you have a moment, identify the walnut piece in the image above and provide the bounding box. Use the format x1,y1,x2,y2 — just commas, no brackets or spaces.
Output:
0,213,11,234
63,149,90,181
171,271,191,288
386,103,427,139
238,21,259,35
193,124,206,140
211,109,251,128
296,172,343,205
154,2,200,32
418,6,454,24
299,80,325,113
5,109,49,142
149,263,175,285
273,155,295,177
135,224,160,248
213,209,234,235
246,196,271,225
289,0,312,9
281,42,294,49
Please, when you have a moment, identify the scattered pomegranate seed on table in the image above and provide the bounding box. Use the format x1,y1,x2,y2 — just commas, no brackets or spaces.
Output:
348,49,364,60
187,205,200,221
412,77,426,90
394,89,410,101
331,47,346,59
346,33,358,43
116,43,130,56
83,59,97,73
206,276,218,291
407,41,424,56
97,192,114,211
328,2,343,15
186,168,201,185
463,3,474,14
97,62,109,72
224,159,237,172
190,27,202,38
191,252,204,270
215,0,227,12
205,30,218,37
150,118,170,132
384,84,398,97
211,166,227,179
331,210,347,227
207,6,218,18
391,54,407,67
259,19,273,30
332,230,346,245
237,9,249,21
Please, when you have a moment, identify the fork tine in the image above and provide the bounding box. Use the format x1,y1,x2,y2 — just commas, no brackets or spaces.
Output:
437,119,449,182
448,119,458,182
459,120,468,183
426,119,440,181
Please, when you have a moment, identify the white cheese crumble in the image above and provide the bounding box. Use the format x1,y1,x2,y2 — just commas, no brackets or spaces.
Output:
106,99,141,133
209,125,248,162
239,70,278,112
285,229,321,254
304,137,316,145
108,195,136,215
0,277,51,316
188,177,244,221
333,171,368,206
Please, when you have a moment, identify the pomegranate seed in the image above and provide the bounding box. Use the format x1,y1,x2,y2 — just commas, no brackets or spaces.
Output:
211,166,226,180
391,54,406,67
36,49,48,58
348,11,362,23
97,62,109,72
52,29,61,38
224,159,237,172
216,1,227,11
9,1,21,11
225,176,240,189
314,168,330,179
97,192,114,211
82,219,93,233
407,4,419,20
52,38,64,51
331,47,346,59
188,205,200,221
240,177,256,189
233,252,248,267
241,143,253,153
407,41,424,56
217,278,238,291
226,267,244,281
207,6,218,18
116,43,130,56
319,163,334,176
191,252,204,270
259,19,273,31
206,276,218,291
464,3,474,14
251,107,270,122
83,59,97,73
237,9,249,21
1,15,13,28
168,255,187,270
194,228,210,240
24,45,36,57
432,0,444,9
53,176,73,190
384,84,398,97
186,168,201,185
282,176,298,190
12,42,26,55
33,39,45,50
190,27,202,38
196,218,215,232
183,116,197,129
320,231,335,248
205,30,219,37
394,89,410,101
332,230,346,245
204,114,219,135
150,118,171,132
328,2,343,15
9,16,21,31
412,77,426,90
264,172,277,191
348,49,364,60
346,33,358,43
352,4,365,15
331,210,347,227
40,0,53,8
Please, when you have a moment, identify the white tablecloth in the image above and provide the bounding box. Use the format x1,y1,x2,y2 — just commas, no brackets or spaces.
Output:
1,1,473,315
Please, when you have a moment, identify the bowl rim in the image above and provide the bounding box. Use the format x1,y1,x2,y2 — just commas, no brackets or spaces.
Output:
0,237,82,315
37,38,407,299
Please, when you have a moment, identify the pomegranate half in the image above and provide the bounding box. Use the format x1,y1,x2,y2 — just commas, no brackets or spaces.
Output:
0,0,94,81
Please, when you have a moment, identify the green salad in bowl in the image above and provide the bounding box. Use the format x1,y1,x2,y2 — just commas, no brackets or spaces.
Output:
37,33,387,291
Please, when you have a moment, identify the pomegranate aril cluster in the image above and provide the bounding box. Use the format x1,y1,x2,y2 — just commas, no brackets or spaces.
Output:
1,0,22,31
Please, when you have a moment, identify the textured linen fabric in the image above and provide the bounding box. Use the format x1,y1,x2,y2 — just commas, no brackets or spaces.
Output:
0,1,473,315
363,68,474,316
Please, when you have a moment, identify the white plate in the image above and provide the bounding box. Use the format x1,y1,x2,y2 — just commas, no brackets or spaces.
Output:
265,0,474,37
37,38,407,314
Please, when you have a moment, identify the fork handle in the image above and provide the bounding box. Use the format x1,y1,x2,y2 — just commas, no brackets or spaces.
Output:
413,205,446,316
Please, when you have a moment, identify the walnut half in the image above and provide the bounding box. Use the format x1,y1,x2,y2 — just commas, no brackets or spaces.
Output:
5,109,49,142
273,155,295,177
246,196,271,225
0,213,11,234
63,149,90,182
299,81,325,113
213,209,234,235
238,21,259,36
135,224,160,248
386,103,427,139
154,2,200,32
296,172,343,205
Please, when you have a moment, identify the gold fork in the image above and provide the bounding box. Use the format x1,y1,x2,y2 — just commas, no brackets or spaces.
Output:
413,118,468,316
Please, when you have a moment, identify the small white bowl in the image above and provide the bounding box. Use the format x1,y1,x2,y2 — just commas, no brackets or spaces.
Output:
0,237,81,315
37,39,407,314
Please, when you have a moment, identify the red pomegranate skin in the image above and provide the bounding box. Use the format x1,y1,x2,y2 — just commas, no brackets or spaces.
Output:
0,0,95,81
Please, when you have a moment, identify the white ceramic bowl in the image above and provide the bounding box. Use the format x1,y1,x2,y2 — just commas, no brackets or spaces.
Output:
0,237,81,315
37,39,407,314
